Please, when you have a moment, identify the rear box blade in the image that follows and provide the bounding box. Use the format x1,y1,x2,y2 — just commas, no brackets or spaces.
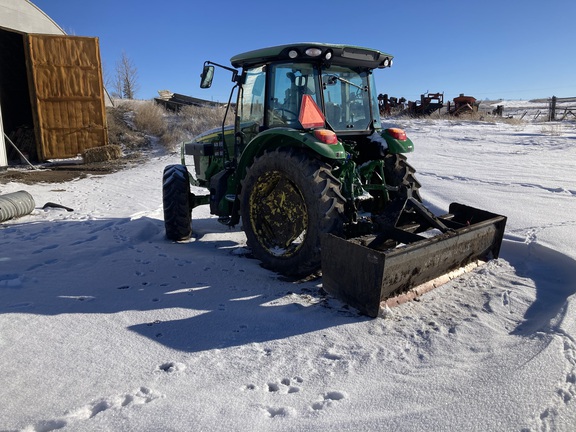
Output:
321,203,507,317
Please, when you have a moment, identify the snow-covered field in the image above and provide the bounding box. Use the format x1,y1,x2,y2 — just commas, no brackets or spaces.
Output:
1,106,576,431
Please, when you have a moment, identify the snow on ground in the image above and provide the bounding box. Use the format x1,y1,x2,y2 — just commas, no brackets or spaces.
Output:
1,111,576,431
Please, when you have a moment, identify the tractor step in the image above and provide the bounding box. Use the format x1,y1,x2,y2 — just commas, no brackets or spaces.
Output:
320,203,507,317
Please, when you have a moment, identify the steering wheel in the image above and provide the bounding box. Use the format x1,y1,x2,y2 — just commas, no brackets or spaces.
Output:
275,108,299,123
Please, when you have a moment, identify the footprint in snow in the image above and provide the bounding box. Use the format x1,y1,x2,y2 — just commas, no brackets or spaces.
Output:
244,377,303,394
267,377,301,394
31,244,59,254
311,391,347,411
264,406,296,418
26,387,163,432
157,361,186,373
323,351,343,361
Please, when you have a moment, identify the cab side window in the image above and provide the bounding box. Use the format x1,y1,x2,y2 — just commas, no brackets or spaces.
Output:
268,63,317,127
239,66,265,127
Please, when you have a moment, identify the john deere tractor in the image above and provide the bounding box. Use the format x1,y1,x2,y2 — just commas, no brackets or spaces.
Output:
162,43,506,317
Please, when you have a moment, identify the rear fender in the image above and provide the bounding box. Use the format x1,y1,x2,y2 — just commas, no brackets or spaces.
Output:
381,129,414,154
235,128,346,185
213,127,347,224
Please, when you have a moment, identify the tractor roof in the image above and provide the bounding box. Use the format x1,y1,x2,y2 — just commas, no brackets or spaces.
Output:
230,43,394,70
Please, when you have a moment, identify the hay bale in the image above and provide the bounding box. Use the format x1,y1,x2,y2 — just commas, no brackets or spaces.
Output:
82,145,122,163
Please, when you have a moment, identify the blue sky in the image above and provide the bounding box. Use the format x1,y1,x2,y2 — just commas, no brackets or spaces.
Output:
32,0,575,103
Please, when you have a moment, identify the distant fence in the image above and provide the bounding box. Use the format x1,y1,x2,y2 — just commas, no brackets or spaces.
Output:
547,96,576,121
491,96,576,121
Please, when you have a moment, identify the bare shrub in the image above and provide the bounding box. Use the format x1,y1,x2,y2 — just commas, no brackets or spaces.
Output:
133,101,167,136
178,104,226,138
106,105,128,144
106,105,149,151
161,125,187,147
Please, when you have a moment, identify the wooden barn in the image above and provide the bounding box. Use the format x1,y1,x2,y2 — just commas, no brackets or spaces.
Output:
0,0,108,166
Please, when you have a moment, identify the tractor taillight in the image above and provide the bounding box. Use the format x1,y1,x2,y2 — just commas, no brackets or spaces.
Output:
314,129,338,144
386,127,407,141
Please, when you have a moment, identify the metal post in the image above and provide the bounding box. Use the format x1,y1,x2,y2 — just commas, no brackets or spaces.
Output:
549,96,557,121
0,97,7,170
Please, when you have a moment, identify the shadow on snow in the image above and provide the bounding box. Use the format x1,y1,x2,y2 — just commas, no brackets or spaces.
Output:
2,214,575,353
0,215,365,353
501,237,576,336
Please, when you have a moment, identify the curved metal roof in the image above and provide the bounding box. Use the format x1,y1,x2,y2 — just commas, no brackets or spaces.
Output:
0,0,65,35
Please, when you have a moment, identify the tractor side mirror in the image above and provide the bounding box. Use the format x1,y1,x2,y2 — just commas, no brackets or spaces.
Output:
323,74,338,86
322,75,338,85
200,65,214,88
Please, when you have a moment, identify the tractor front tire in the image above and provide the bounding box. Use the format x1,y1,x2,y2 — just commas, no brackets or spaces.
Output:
163,164,192,241
240,148,345,277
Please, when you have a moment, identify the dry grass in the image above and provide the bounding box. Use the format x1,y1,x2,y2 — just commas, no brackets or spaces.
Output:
540,123,563,136
453,110,525,125
106,100,226,151
133,101,167,137
399,108,526,126
106,104,149,151
178,104,227,138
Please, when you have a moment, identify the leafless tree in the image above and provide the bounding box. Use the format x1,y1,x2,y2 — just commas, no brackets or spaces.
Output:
103,61,120,99
113,51,139,99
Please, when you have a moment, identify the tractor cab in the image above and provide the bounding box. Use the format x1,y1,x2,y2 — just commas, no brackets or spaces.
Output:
236,61,381,133
200,43,395,147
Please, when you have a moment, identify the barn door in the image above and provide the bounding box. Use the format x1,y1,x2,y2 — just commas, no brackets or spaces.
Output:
25,34,108,160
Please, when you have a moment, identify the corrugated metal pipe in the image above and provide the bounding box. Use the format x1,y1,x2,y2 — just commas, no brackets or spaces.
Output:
0,191,35,222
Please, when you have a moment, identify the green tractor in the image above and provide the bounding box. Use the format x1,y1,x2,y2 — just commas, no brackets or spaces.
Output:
162,43,506,317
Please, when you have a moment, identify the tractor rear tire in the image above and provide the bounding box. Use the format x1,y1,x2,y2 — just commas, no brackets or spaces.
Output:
240,148,345,277
163,164,192,241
